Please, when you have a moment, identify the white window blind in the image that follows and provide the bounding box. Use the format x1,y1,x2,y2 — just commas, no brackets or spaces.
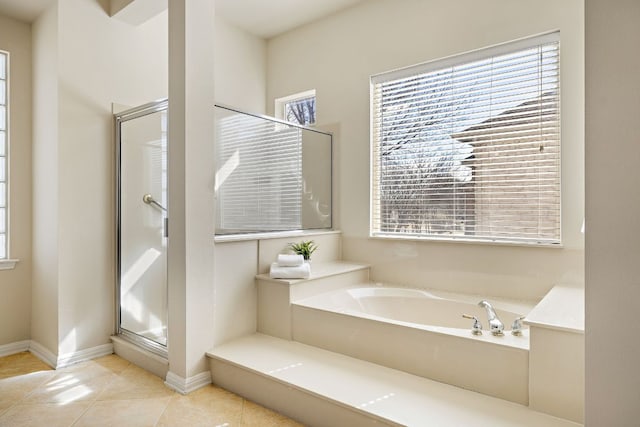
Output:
0,51,7,257
371,32,560,245
215,108,302,234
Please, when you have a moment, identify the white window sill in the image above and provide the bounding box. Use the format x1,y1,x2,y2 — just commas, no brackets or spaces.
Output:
369,233,563,248
0,259,19,270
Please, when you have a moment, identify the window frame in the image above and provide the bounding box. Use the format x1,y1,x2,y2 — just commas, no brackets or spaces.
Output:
369,32,561,246
0,49,15,268
0,50,8,261
275,89,317,126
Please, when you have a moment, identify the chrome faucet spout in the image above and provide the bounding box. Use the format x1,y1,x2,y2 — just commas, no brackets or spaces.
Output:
478,300,504,336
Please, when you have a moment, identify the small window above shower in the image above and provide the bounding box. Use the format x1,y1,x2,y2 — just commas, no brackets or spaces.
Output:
275,90,316,126
214,105,331,236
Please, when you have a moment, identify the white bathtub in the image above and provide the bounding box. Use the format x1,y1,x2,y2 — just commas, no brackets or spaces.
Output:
291,285,536,404
296,286,531,341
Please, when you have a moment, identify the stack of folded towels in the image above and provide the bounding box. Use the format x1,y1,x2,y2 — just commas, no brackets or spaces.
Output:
269,254,311,279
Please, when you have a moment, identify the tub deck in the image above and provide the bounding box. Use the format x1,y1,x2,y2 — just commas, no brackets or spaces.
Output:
256,262,540,405
208,333,581,427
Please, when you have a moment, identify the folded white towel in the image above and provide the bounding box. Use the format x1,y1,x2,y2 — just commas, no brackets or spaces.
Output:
269,262,311,279
277,254,305,267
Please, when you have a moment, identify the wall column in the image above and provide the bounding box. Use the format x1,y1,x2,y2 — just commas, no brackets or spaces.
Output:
586,0,640,423
166,0,216,393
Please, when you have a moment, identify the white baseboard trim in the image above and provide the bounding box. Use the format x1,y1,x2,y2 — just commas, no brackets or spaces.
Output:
29,340,58,368
57,343,114,369
165,370,212,395
28,341,114,369
0,340,31,357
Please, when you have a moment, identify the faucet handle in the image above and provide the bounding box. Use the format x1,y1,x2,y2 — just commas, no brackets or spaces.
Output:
462,314,483,335
511,316,526,336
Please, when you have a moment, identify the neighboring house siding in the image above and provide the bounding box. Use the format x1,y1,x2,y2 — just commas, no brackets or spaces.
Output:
453,93,560,240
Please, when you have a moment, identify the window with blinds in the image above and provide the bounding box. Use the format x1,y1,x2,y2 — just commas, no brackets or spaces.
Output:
0,52,7,258
371,32,560,245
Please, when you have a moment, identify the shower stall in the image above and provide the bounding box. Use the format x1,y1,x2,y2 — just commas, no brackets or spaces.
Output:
115,99,168,357
114,100,332,357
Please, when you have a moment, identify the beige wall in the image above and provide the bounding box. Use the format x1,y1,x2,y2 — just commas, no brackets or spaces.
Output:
31,2,59,354
31,0,168,357
0,13,32,346
57,0,167,356
26,0,265,363
166,0,218,381
211,14,269,350
267,0,585,301
586,0,640,424
214,16,266,114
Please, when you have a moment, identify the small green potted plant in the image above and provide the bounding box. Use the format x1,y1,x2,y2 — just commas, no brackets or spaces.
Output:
288,240,318,261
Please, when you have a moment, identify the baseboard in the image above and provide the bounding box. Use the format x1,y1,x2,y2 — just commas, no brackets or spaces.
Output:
29,340,58,368
57,343,114,369
165,370,212,395
28,341,114,369
111,335,168,378
0,340,31,357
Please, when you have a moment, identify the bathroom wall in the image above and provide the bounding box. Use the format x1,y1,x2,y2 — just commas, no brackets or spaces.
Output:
266,0,585,301
31,0,168,358
585,0,640,424
214,15,267,114
165,0,217,382
58,0,167,357
28,0,266,359
31,2,59,355
0,12,32,347
211,16,267,347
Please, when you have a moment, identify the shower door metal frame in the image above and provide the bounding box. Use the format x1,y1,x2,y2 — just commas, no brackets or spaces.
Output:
114,98,169,358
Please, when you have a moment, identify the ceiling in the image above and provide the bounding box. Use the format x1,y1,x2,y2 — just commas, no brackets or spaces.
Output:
0,0,54,23
0,0,364,38
215,0,364,39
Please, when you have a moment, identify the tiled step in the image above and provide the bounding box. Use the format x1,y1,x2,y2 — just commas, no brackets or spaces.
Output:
207,333,581,427
256,261,370,339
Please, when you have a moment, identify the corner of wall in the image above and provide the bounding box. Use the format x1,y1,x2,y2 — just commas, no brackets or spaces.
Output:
0,12,33,346
165,370,212,395
30,0,60,355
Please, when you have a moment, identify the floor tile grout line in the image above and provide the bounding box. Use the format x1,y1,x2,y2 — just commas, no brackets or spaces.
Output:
70,396,176,427
0,401,18,420
90,362,128,403
3,368,56,410
20,371,69,403
152,394,177,426
68,399,95,427
239,397,247,424
21,359,125,406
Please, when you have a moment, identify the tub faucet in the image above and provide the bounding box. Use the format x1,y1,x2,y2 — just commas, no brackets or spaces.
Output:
478,300,504,336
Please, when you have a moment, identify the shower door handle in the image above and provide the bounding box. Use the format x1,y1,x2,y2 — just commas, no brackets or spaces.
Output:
142,194,166,211
142,194,167,237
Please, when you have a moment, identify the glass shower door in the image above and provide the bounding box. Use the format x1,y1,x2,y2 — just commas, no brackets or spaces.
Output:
116,100,168,354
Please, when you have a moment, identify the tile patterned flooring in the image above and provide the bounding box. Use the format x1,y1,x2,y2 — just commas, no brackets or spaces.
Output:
0,352,303,427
